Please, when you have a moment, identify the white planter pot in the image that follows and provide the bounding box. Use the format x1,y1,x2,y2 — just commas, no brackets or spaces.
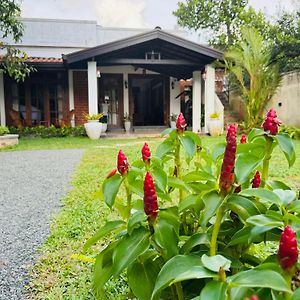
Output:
101,123,107,133
84,121,102,139
208,119,222,136
124,121,131,133
170,121,176,128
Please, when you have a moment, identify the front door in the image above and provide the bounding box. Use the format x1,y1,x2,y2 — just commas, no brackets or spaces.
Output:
98,74,123,128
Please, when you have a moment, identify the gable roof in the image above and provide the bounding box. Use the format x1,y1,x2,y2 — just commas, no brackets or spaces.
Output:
63,28,223,79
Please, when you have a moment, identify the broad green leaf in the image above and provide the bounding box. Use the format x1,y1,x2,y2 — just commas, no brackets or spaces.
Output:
184,130,202,147
188,181,215,193
228,227,252,246
102,173,123,208
151,255,215,300
128,211,147,235
112,227,150,277
247,214,283,228
127,255,161,300
292,287,300,300
271,290,286,300
212,142,226,162
240,188,281,206
180,233,210,254
200,190,224,227
248,128,265,142
229,269,291,292
128,179,143,197
201,254,231,272
199,281,228,300
276,133,296,167
227,195,260,222
161,127,175,137
287,200,300,213
84,220,125,251
178,194,204,214
182,170,216,182
156,138,175,159
235,154,262,184
179,134,196,159
154,219,178,260
152,166,168,192
168,176,192,192
273,189,296,206
267,180,291,190
159,207,180,234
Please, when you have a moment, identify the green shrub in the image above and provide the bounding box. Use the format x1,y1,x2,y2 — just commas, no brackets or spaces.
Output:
279,125,300,139
0,126,9,135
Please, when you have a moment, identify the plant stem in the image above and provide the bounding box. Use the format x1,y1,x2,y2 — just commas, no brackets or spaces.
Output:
210,205,225,256
174,138,182,201
175,282,184,300
124,177,132,219
261,136,273,187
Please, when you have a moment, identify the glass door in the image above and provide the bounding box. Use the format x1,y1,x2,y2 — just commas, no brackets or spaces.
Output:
99,74,123,128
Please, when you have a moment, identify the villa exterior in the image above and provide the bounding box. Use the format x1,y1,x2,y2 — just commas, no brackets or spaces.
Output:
0,18,223,133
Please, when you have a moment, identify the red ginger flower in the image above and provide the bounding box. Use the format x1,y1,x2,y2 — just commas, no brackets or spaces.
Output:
106,168,117,178
251,171,261,188
244,296,259,300
143,172,158,221
176,112,186,133
262,108,282,135
240,134,247,144
278,225,298,269
117,150,129,175
141,143,151,162
219,124,237,195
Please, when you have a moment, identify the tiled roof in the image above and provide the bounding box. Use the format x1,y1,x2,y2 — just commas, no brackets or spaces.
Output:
0,56,63,63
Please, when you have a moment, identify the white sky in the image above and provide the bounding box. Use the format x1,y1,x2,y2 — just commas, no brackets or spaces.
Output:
20,0,296,29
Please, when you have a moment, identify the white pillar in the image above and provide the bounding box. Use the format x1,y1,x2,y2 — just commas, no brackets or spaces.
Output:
170,77,180,116
68,70,75,127
192,71,202,133
123,72,129,114
87,61,98,115
0,73,6,126
204,65,215,133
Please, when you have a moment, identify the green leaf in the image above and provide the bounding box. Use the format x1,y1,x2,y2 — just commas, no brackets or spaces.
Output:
201,254,231,272
102,173,123,208
168,176,192,192
128,211,147,235
184,131,202,147
240,188,281,206
273,189,296,206
151,166,168,192
179,134,196,159
227,195,260,222
235,154,262,184
151,255,215,300
247,214,283,228
276,133,296,167
156,138,175,159
180,233,210,254
292,287,300,300
129,179,144,198
84,220,125,251
127,254,161,300
267,180,291,190
229,269,291,292
228,227,252,246
161,127,175,137
159,207,180,234
199,281,228,300
182,170,216,182
178,194,204,214
200,191,224,227
212,142,226,162
154,219,179,260
248,128,265,142
112,227,150,277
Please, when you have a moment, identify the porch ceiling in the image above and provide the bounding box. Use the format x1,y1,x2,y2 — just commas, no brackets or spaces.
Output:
63,28,223,79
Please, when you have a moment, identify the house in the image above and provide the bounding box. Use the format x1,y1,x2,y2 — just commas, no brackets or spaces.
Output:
0,18,223,133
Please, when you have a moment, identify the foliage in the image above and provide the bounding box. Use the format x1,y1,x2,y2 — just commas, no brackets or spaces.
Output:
84,111,300,300
8,125,86,138
224,28,281,131
209,112,220,119
0,0,33,81
280,125,300,140
170,113,178,122
173,0,271,50
0,126,9,135
83,113,104,121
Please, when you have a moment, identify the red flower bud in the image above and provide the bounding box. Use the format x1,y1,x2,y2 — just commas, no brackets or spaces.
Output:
219,124,237,195
278,225,298,269
143,172,158,221
141,143,151,162
176,112,186,133
240,134,247,144
262,109,282,135
117,150,129,175
251,171,261,188
106,168,117,178
244,296,259,300
234,185,241,193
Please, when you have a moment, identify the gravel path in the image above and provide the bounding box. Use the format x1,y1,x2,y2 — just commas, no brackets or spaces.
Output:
0,149,83,299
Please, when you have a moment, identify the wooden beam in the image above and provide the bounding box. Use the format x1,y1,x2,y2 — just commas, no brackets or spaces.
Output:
101,58,196,66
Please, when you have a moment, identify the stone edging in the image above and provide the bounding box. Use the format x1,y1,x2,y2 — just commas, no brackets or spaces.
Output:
0,134,19,148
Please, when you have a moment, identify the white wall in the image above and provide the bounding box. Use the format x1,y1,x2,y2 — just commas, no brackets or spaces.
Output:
169,78,181,117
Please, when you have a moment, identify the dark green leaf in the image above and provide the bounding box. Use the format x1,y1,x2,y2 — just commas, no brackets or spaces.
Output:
179,134,196,159
178,194,204,214
235,154,262,184
199,281,228,300
248,128,265,142
152,166,168,192
158,207,180,234
84,220,125,251
276,133,296,167
102,173,123,208
129,179,143,198
247,214,283,228
201,254,231,272
180,233,210,254
240,188,281,206
292,287,300,300
128,211,147,235
112,227,150,277
267,180,291,190
182,170,216,182
151,255,215,300
228,227,252,246
168,176,192,192
156,138,175,159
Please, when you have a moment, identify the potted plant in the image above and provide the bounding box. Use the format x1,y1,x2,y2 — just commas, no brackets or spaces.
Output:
83,113,103,139
208,112,222,136
169,113,178,128
0,126,19,148
123,113,131,133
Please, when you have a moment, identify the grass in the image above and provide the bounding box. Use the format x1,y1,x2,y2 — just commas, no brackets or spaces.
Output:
22,135,300,299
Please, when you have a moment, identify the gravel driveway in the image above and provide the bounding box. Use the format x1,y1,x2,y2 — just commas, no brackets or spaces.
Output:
0,149,83,299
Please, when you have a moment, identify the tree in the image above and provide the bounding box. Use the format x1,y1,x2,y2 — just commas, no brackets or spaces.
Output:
0,0,31,81
173,0,272,50
224,28,282,131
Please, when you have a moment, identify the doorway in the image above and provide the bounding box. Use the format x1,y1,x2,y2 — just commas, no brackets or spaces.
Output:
129,75,166,126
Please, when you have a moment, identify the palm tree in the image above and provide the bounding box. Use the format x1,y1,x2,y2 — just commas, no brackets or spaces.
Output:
224,28,282,131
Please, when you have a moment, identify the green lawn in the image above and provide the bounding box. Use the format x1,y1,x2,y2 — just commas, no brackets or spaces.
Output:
22,135,300,299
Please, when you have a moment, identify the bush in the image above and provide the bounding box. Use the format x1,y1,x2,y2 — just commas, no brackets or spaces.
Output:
279,125,300,140
0,126,9,135
8,125,86,138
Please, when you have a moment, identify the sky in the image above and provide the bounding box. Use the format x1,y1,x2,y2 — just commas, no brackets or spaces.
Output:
20,0,296,30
